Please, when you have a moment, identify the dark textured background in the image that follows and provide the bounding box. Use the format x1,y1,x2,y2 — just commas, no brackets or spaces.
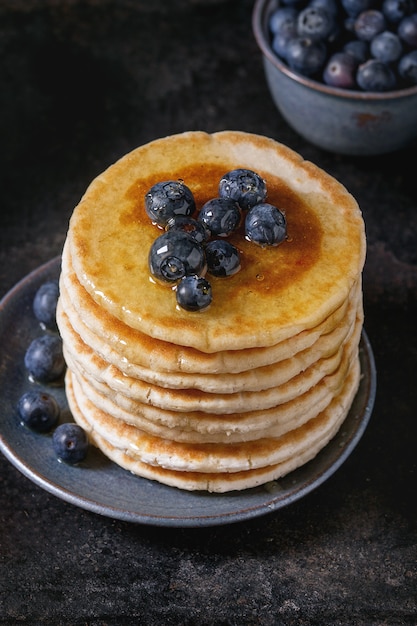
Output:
0,1,416,624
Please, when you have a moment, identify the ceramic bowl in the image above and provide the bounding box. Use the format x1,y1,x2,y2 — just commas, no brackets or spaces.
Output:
252,0,417,155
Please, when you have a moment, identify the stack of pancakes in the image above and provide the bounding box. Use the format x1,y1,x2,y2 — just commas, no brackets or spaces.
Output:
56,131,366,492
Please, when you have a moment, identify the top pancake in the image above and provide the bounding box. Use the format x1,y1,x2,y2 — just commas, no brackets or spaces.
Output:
67,131,365,352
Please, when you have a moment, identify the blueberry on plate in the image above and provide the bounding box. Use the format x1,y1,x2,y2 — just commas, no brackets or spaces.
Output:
52,423,89,464
205,240,241,277
17,390,60,433
245,203,287,247
219,169,267,211
24,334,66,383
33,280,59,329
148,230,206,283
166,215,210,244
198,198,241,237
176,275,212,311
145,180,196,227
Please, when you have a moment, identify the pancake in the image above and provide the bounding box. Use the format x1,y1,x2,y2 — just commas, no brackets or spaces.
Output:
68,384,342,492
66,355,360,475
69,352,357,443
61,315,362,414
60,239,358,375
58,130,366,492
57,286,359,393
67,131,365,352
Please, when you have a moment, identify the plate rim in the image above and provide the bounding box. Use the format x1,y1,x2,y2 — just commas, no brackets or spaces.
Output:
0,257,377,527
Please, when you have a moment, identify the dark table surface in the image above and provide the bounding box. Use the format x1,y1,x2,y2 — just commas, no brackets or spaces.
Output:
1,1,416,624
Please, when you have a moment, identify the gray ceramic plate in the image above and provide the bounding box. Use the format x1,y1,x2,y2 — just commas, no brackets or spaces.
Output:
0,257,376,527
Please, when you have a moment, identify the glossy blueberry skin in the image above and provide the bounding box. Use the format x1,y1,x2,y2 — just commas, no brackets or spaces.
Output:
176,275,212,311
145,180,196,227
245,203,287,247
205,240,241,277
398,49,417,83
218,169,267,211
24,334,66,383
297,6,336,41
149,230,206,283
285,37,327,76
357,58,397,90
33,281,59,329
323,51,358,88
17,390,60,433
198,198,241,237
52,423,89,464
166,215,210,244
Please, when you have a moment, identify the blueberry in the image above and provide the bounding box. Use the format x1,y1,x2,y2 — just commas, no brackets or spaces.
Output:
398,13,417,47
297,6,337,41
280,0,305,6
24,334,66,383
354,10,387,40
52,423,89,464
218,169,267,211
343,39,369,63
383,0,415,23
245,203,287,247
198,198,241,237
398,49,417,83
33,281,59,329
17,390,60,433
272,31,297,59
341,0,376,18
344,15,358,34
166,215,210,244
370,30,403,62
357,58,397,90
148,230,206,283
145,180,196,227
323,51,358,87
176,276,212,311
285,36,328,76
269,7,298,35
309,0,340,18
205,240,241,277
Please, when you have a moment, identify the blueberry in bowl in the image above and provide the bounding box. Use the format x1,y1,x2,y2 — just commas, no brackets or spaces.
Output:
252,0,417,154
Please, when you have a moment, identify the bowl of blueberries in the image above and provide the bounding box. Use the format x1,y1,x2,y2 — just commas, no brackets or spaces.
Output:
252,0,417,154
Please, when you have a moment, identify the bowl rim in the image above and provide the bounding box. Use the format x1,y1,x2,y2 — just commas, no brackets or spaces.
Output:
252,0,417,102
